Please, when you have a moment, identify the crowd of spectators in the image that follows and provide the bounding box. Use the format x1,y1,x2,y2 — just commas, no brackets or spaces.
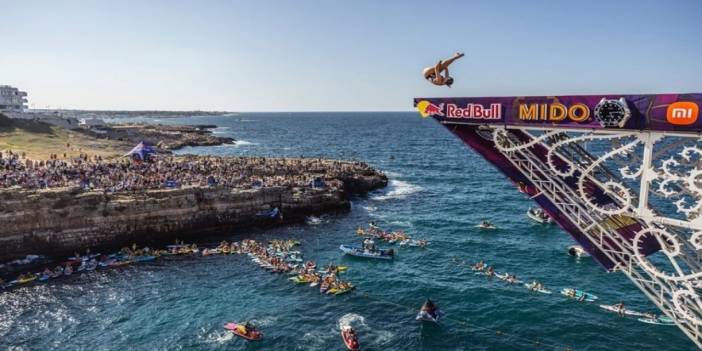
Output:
0,150,375,193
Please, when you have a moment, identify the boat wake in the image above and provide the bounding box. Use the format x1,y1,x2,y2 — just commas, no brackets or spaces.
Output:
203,330,234,344
337,313,367,330
371,180,423,201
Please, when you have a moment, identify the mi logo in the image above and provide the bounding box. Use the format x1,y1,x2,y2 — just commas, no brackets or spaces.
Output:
667,102,699,125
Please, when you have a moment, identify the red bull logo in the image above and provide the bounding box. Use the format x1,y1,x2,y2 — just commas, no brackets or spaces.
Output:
417,100,502,120
445,103,502,120
416,100,444,118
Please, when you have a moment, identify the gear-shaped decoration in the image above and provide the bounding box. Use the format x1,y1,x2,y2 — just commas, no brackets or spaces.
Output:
690,231,702,251
632,228,702,282
673,288,702,326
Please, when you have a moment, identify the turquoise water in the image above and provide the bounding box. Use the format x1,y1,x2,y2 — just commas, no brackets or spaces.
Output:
0,113,693,350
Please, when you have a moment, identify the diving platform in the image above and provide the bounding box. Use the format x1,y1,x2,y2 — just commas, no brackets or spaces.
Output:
416,93,702,348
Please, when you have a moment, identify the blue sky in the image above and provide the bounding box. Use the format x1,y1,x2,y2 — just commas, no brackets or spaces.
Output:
2,0,701,111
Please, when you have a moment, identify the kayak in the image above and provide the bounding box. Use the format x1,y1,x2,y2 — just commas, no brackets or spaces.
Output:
318,266,349,274
638,317,675,325
339,245,394,260
416,310,441,323
560,288,598,302
17,275,37,284
524,282,552,294
599,304,646,317
133,255,156,263
329,284,355,295
224,322,263,341
341,326,360,351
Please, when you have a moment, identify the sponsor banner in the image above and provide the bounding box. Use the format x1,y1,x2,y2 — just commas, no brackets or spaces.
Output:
414,93,702,132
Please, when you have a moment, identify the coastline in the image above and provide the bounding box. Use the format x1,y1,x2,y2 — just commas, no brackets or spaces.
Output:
0,158,387,262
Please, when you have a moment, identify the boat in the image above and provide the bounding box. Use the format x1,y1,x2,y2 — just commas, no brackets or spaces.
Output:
560,288,598,302
638,316,675,325
339,244,394,260
341,326,360,351
527,207,552,224
599,304,646,317
567,245,590,258
524,282,552,294
224,322,263,341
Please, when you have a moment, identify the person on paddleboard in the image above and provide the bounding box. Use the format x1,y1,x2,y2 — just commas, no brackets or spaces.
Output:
614,302,625,316
423,52,464,87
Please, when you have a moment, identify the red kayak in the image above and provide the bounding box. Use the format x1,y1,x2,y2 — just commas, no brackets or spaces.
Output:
224,322,263,341
341,326,359,351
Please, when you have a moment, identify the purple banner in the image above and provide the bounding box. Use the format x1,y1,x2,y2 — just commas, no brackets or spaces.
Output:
414,93,702,133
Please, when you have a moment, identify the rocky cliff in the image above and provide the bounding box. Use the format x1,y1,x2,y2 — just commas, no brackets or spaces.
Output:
0,168,386,261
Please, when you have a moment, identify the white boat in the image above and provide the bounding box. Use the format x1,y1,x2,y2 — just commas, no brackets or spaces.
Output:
526,207,552,224
568,245,590,258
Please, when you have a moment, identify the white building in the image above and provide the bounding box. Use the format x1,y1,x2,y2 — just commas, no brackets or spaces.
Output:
0,85,28,112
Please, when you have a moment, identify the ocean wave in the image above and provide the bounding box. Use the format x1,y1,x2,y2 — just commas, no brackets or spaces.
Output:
233,140,256,146
209,126,230,134
371,180,423,201
361,205,377,213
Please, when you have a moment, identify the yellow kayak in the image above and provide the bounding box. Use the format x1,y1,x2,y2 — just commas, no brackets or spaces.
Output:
18,275,37,284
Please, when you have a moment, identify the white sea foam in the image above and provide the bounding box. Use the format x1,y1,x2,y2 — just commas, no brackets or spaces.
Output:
203,330,234,344
371,180,423,201
390,220,412,228
338,313,367,330
362,205,377,213
233,140,256,146
210,126,230,134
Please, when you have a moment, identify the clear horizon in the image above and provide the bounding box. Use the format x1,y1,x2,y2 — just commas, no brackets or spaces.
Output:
3,0,701,112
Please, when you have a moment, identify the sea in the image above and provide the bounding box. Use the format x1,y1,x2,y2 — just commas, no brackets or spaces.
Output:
0,112,693,350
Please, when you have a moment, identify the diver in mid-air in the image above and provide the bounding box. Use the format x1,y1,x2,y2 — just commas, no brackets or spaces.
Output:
423,52,464,87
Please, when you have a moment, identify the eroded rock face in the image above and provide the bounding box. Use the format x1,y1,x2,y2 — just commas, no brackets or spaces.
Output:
0,166,387,261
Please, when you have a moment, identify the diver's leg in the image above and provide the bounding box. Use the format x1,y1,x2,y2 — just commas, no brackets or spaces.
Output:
439,53,465,70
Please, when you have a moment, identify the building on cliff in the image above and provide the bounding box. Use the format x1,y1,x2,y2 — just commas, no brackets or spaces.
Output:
0,85,28,112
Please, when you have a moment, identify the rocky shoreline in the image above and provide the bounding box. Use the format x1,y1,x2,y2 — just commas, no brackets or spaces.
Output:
87,123,235,152
0,160,387,262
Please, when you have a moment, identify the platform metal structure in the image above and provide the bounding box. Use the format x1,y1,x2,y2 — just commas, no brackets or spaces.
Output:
416,94,702,348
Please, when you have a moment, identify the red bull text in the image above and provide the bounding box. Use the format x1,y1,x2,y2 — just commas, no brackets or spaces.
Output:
446,103,502,120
